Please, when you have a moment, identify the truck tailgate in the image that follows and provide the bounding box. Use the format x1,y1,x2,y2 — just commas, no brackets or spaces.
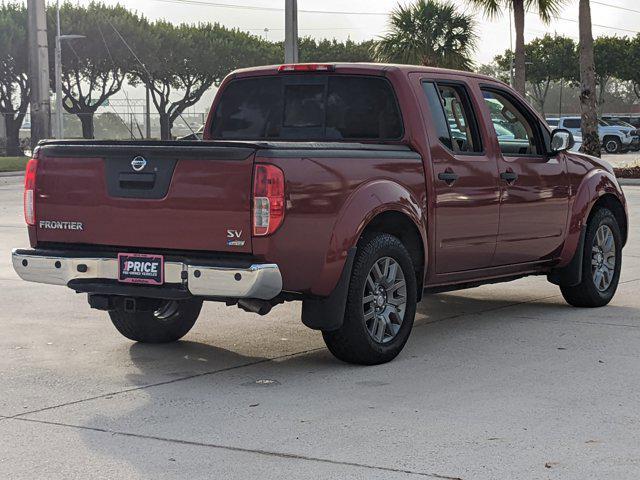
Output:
35,143,256,253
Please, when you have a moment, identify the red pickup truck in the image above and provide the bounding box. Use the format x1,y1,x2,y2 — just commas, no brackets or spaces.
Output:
13,63,628,365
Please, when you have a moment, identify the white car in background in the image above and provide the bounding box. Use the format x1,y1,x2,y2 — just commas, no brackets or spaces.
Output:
547,116,639,154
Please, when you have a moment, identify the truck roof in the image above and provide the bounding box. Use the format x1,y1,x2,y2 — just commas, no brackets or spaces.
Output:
228,62,504,85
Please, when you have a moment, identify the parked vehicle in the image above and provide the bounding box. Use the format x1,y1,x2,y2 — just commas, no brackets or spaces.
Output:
602,114,640,130
547,116,639,154
601,118,640,151
13,64,628,365
178,125,204,141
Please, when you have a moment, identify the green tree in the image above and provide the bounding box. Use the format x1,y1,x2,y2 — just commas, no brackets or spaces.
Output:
466,0,567,96
477,58,510,83
46,2,142,139
0,3,29,155
374,0,477,70
621,34,640,101
594,35,631,109
299,38,375,62
130,22,273,139
524,35,577,114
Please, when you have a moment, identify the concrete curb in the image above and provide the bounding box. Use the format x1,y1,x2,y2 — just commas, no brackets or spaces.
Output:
0,171,24,178
619,178,640,186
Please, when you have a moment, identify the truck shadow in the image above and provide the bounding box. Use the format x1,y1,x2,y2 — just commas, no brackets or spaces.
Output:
77,291,640,476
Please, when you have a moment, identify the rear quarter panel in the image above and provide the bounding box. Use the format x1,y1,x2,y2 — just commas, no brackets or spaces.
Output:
252,151,426,296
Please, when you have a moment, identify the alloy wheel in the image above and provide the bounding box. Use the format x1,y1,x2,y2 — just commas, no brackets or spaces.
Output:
362,257,407,344
591,224,616,292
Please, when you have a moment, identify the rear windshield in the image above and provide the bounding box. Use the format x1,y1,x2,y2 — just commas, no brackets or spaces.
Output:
210,75,403,141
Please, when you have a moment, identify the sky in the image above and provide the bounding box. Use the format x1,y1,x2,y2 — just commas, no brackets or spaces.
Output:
53,0,640,115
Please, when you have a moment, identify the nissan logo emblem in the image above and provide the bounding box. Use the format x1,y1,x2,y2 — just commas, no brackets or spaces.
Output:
131,156,147,172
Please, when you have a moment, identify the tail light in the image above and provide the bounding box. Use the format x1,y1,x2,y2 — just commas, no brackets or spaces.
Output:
252,164,285,236
23,158,38,226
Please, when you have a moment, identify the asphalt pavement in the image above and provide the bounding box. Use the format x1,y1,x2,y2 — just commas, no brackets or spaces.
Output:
1,174,639,479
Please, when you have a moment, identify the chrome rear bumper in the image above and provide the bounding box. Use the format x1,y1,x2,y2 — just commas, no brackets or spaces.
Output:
11,248,282,300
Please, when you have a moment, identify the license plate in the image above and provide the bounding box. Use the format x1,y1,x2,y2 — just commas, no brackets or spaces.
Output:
118,253,164,285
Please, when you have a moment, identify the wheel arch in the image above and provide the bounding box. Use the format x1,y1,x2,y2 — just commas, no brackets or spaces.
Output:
310,179,427,298
589,193,628,247
551,168,627,286
358,210,426,300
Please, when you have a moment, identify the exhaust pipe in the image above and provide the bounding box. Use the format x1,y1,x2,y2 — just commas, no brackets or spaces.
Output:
237,299,273,316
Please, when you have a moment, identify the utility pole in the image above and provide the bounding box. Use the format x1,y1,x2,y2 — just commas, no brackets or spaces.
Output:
54,1,62,139
284,0,298,63
145,85,151,139
27,0,51,148
54,1,85,139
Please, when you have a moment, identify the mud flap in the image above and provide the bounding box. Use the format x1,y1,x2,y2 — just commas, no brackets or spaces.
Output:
547,226,586,287
301,248,356,331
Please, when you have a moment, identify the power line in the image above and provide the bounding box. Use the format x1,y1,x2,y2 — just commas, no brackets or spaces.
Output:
150,0,390,15
152,0,640,36
556,15,639,35
591,1,640,16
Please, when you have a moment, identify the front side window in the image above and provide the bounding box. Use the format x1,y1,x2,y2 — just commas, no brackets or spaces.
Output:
211,75,403,140
421,81,482,153
482,89,541,156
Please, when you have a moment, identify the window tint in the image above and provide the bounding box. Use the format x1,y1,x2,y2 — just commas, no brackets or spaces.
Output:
438,84,481,153
211,75,403,140
422,81,481,153
284,85,324,127
482,90,541,156
563,118,581,129
422,82,452,149
546,119,559,127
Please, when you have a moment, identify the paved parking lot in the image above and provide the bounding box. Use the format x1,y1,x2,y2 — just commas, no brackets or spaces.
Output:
603,152,640,168
1,174,639,479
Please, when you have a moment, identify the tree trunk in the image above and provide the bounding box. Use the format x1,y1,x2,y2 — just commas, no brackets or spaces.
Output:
512,0,526,96
79,113,95,139
159,113,172,140
4,115,23,156
578,0,600,157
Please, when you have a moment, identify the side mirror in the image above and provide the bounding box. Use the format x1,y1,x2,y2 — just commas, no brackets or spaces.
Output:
550,128,574,153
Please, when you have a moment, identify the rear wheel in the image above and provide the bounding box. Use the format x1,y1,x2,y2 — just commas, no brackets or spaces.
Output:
322,233,417,365
109,298,203,343
560,208,622,307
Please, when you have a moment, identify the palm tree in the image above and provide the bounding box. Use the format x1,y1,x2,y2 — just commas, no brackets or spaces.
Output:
374,0,477,71
466,0,567,96
578,0,600,157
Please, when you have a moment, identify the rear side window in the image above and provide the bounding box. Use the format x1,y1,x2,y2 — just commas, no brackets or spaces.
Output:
421,81,482,153
211,75,403,140
563,118,581,129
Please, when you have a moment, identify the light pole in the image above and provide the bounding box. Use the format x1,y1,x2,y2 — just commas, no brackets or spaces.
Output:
284,0,298,63
54,1,84,139
27,0,51,147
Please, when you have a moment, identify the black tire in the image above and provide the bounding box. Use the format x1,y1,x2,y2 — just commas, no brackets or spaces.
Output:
560,208,622,308
109,298,203,343
603,136,622,154
322,233,417,365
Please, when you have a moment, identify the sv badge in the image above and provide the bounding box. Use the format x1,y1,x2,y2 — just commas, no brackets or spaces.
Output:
227,229,245,247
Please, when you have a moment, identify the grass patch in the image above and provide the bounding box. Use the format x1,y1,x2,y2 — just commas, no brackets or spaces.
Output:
614,162,640,179
0,156,28,173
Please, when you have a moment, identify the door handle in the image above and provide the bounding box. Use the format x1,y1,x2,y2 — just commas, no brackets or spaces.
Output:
500,171,518,183
438,171,459,185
